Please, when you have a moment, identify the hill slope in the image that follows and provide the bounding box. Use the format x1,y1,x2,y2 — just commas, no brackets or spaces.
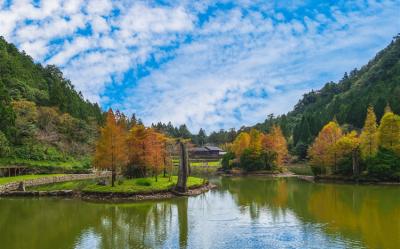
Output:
0,37,103,164
253,35,400,155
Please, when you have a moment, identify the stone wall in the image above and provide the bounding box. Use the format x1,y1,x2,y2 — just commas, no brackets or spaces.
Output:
0,172,111,193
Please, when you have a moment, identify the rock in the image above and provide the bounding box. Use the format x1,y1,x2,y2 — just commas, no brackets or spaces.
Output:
17,181,26,191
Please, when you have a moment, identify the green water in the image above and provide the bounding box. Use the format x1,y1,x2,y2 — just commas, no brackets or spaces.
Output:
0,177,399,249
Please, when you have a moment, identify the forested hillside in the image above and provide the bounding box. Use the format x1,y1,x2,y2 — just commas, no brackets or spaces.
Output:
0,37,103,164
253,35,400,157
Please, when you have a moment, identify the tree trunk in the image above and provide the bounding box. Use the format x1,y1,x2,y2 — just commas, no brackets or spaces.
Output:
176,141,189,193
352,149,359,177
111,168,116,187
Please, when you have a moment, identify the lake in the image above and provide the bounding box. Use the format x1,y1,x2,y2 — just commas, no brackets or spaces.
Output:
0,177,399,249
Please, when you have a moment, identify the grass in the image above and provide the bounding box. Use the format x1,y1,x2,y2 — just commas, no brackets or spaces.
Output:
0,158,88,169
29,176,205,193
0,174,65,185
287,163,314,176
190,161,221,167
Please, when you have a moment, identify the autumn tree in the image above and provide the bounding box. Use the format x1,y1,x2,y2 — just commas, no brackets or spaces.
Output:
249,129,262,152
308,121,343,173
359,106,379,159
232,132,250,157
378,110,400,155
144,129,167,181
336,131,360,175
262,125,288,166
127,124,148,176
94,109,128,187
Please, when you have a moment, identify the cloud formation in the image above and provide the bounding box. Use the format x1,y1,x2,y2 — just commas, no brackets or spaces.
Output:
1,0,399,132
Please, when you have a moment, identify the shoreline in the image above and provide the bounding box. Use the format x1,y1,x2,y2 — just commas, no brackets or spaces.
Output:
0,182,217,202
217,170,400,185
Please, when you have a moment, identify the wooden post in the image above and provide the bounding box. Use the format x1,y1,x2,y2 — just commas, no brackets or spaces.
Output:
175,140,189,193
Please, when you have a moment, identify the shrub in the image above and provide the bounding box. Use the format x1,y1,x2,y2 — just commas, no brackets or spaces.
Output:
336,155,353,175
0,131,11,157
239,148,277,171
367,148,400,180
221,152,235,170
136,178,151,186
310,165,326,176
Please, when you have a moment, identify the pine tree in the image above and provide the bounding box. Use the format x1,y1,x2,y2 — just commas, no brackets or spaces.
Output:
359,106,379,159
378,110,400,155
94,109,128,187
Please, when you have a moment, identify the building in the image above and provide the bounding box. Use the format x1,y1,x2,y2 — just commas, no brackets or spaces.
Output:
189,146,225,158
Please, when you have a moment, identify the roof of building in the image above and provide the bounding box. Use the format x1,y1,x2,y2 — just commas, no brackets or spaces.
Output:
189,146,224,153
204,146,224,151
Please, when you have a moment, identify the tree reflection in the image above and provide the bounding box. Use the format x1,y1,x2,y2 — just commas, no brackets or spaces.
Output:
220,176,400,249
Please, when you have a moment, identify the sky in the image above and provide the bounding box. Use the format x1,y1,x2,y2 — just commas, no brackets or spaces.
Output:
0,0,399,133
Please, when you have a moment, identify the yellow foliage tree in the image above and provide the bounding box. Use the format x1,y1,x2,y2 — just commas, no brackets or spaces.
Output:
94,109,128,186
359,106,378,159
249,129,262,152
232,132,250,157
336,131,360,175
378,111,400,155
308,121,343,173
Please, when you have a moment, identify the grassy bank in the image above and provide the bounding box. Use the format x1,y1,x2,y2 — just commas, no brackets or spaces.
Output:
0,158,91,174
29,176,205,193
286,163,313,176
0,174,65,185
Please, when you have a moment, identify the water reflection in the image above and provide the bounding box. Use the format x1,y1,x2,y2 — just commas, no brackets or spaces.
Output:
0,177,399,249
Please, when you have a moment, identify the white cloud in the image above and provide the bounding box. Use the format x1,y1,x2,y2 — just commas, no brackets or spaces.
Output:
0,0,399,132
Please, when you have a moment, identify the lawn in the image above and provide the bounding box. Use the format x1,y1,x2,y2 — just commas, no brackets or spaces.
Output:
287,163,314,176
0,174,65,185
29,176,205,193
0,158,89,169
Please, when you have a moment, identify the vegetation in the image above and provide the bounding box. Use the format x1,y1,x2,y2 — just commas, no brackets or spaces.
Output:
0,174,65,185
28,176,204,193
308,106,400,180
251,36,400,159
222,125,288,172
0,37,102,166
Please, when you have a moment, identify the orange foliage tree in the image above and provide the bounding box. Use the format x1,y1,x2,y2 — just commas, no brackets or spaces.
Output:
262,125,288,166
308,120,343,173
94,109,128,187
127,125,168,181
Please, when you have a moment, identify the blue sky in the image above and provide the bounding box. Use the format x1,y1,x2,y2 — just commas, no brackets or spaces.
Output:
1,0,399,133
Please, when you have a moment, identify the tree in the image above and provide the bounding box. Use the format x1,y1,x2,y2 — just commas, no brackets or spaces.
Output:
308,121,343,173
94,109,128,187
197,128,207,146
262,125,288,166
249,129,262,152
144,128,167,181
378,110,400,155
336,131,360,176
12,100,38,144
232,132,250,157
359,106,379,160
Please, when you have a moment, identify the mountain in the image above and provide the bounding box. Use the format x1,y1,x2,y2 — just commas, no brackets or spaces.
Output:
0,37,103,163
253,34,400,156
